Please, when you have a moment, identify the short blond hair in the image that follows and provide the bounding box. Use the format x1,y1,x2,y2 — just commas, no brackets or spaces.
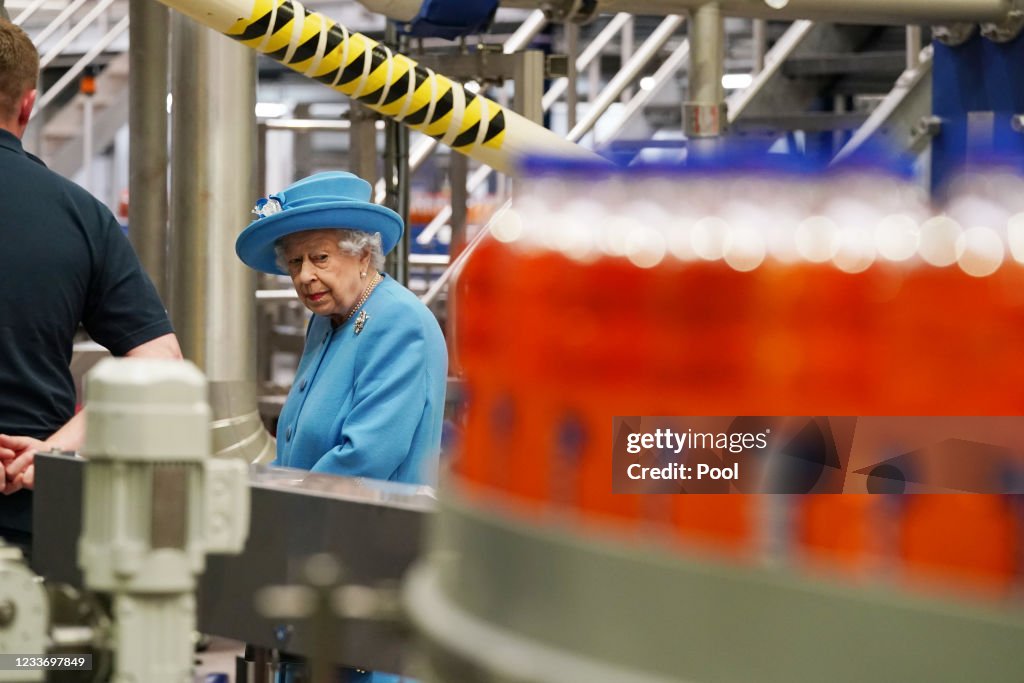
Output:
0,19,38,121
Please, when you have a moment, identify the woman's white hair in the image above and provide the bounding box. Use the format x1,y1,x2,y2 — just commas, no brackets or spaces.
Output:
274,228,385,272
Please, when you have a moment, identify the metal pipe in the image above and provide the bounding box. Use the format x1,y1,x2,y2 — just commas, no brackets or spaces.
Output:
727,20,814,124
597,36,690,145
421,200,511,308
34,16,128,112
374,9,548,204
620,16,634,101
685,2,725,155
170,15,273,463
417,13,648,247
38,0,118,71
690,4,724,104
129,0,170,301
568,14,684,141
906,25,922,69
500,0,1015,25
504,9,548,55
12,0,49,25
565,23,579,130
419,16,685,258
32,0,90,48
833,46,933,164
155,0,602,177
264,118,352,130
752,18,766,73
449,151,469,258
349,103,378,184
383,22,411,286
542,13,632,110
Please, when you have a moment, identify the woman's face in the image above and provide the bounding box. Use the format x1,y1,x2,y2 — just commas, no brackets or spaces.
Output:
278,229,371,324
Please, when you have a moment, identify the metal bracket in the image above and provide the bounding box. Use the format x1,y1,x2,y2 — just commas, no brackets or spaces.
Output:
932,22,977,46
684,102,729,138
909,115,942,153
546,53,569,78
981,10,1024,42
540,0,598,24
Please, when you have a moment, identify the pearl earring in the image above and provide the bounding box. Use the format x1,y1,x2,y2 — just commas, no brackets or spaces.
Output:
360,271,366,278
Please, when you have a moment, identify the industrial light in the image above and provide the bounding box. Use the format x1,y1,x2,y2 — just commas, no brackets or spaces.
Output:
722,73,753,90
639,76,657,91
255,102,289,118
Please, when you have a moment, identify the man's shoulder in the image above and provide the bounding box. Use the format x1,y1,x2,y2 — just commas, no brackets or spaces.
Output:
2,150,108,215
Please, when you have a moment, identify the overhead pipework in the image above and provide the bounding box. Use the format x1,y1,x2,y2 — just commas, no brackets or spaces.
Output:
154,0,605,176
499,0,1023,26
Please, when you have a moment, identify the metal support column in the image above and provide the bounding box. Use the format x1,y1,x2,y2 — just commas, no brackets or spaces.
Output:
620,16,635,101
169,16,272,462
565,23,579,130
383,21,410,286
129,0,170,300
349,102,378,184
449,153,469,259
685,2,726,157
513,49,546,124
906,25,922,69
752,18,767,73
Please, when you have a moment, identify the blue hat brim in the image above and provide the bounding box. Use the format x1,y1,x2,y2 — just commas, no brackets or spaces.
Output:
235,201,403,275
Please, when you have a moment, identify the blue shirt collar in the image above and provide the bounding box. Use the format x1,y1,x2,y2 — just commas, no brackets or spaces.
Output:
0,128,23,155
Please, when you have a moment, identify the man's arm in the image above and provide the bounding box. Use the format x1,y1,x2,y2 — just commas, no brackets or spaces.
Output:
124,332,183,360
1,333,184,493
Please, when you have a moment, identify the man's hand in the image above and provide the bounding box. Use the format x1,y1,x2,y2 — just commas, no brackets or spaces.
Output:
0,434,44,494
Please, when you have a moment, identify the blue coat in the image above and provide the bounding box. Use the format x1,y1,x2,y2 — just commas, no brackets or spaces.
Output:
275,274,448,486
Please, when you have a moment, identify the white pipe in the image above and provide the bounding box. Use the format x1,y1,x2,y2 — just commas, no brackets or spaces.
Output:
156,0,601,177
726,20,814,124
419,16,685,247
13,0,50,26
542,13,632,110
39,0,119,71
421,199,512,307
34,16,129,113
32,0,90,48
597,36,690,145
906,25,922,70
568,14,684,141
417,12,635,246
620,15,634,101
751,18,766,73
504,9,548,54
375,9,550,203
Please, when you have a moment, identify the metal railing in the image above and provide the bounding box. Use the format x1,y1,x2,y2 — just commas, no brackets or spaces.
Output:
18,0,130,136
34,16,129,113
415,14,689,267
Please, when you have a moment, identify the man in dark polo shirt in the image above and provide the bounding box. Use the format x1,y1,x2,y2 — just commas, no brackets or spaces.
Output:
0,19,182,550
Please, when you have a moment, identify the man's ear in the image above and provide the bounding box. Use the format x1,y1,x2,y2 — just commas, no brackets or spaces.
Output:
17,88,36,128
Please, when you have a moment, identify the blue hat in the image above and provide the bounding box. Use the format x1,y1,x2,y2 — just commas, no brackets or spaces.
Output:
235,171,403,275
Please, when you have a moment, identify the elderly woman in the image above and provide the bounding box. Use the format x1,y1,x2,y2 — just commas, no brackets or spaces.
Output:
236,171,447,487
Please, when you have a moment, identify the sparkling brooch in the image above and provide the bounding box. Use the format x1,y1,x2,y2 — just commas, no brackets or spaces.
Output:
353,310,369,335
252,196,283,218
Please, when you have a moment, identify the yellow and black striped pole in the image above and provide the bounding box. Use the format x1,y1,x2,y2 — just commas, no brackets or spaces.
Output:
156,0,606,175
